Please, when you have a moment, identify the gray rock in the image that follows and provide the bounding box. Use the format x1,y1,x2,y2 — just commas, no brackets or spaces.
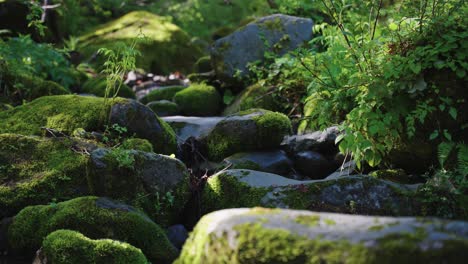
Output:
176,208,468,263
281,126,340,155
222,150,294,177
147,100,180,117
162,116,224,143
202,169,421,216
166,224,189,250
294,150,337,179
109,99,176,154
211,14,313,82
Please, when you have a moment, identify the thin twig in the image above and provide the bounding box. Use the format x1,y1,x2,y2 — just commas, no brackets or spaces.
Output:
371,0,383,40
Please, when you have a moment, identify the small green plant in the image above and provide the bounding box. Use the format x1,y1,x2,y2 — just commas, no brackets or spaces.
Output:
107,147,135,170
102,123,131,147
154,191,175,216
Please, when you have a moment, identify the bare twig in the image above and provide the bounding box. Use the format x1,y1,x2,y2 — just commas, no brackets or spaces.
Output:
371,0,383,40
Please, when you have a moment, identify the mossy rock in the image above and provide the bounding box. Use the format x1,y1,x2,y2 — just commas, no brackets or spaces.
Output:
120,138,154,152
176,208,468,264
41,229,148,264
0,134,91,219
79,11,203,74
173,83,221,116
140,86,187,104
211,14,313,82
223,83,281,115
82,76,135,99
194,56,212,73
88,148,191,226
370,169,412,184
147,100,180,117
0,95,176,154
7,196,178,263
0,103,13,112
0,66,70,106
204,109,291,161
202,170,422,216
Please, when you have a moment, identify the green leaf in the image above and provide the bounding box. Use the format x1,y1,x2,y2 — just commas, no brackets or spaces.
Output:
443,130,452,141
429,130,439,140
223,89,235,105
449,107,457,120
389,23,398,31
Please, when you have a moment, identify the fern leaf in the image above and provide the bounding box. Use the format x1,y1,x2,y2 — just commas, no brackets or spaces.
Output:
438,142,455,168
457,144,468,176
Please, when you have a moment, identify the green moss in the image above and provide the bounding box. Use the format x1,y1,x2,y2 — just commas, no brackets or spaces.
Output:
147,100,179,116
206,109,291,161
259,17,285,32
0,95,108,135
10,75,70,105
0,134,89,218
79,11,203,74
177,218,468,264
223,83,281,115
82,76,135,99
202,171,269,214
369,169,411,184
121,138,154,152
295,215,321,227
8,196,178,263
0,95,175,154
251,110,292,147
42,230,148,264
173,83,221,116
140,86,186,104
0,103,13,111
194,56,212,73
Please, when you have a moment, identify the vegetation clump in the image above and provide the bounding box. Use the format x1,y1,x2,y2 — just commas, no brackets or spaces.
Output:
82,76,135,99
140,86,186,104
173,83,221,116
42,229,149,264
205,109,291,161
8,196,178,263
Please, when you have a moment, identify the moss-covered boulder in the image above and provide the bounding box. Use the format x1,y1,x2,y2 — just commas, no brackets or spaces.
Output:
0,95,176,154
176,208,468,264
203,109,292,161
89,148,191,226
0,132,189,225
202,170,421,216
0,134,91,219
0,61,70,105
173,83,221,116
147,100,180,117
194,56,212,73
120,138,154,152
81,76,135,99
211,14,313,82
140,86,187,104
7,196,178,263
223,83,281,115
79,11,203,74
40,229,148,264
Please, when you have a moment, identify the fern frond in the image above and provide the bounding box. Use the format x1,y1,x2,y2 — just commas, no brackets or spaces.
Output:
438,141,455,168
456,143,468,176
